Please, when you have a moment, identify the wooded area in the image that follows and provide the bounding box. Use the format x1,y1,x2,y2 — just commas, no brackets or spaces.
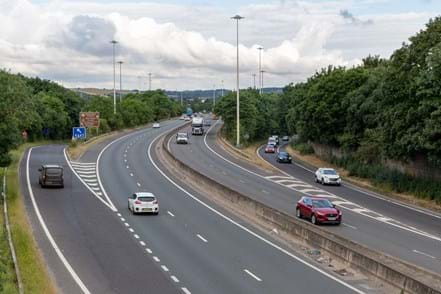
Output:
0,73,183,166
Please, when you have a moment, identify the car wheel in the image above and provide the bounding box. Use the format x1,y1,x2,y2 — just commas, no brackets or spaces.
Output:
320,178,324,185
154,212,159,215
314,176,318,183
311,214,317,225
336,221,341,226
296,208,302,218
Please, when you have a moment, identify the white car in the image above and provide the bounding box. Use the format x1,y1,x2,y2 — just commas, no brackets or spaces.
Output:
128,192,159,214
153,122,160,128
176,132,188,144
315,168,341,186
184,116,191,121
268,137,277,146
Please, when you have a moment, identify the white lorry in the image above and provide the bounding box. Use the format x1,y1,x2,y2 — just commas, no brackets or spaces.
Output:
191,117,204,135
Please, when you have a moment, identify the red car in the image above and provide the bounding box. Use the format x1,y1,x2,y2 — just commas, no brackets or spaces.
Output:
264,144,276,153
296,196,341,225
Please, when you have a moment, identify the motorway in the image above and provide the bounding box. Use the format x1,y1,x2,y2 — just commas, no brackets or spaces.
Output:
168,120,441,275
19,119,367,293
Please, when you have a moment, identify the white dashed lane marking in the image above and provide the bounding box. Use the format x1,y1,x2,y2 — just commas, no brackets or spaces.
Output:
412,249,436,259
196,234,208,243
153,256,160,262
171,276,179,282
244,269,262,282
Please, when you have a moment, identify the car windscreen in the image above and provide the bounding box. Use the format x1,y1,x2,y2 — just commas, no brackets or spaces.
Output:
266,145,274,148
323,169,337,175
279,152,288,157
178,134,187,138
46,168,62,175
312,199,333,208
138,196,155,202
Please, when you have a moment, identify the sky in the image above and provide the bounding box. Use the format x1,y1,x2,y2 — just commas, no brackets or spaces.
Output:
1,0,440,90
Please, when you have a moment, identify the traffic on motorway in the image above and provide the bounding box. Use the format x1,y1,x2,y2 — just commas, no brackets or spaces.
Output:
4,1,441,293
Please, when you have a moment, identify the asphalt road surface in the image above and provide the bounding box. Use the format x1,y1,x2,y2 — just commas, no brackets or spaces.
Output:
21,141,180,293
96,119,366,294
168,120,441,275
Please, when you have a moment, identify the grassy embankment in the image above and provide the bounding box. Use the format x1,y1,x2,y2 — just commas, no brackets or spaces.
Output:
2,142,59,294
0,168,17,294
287,144,441,212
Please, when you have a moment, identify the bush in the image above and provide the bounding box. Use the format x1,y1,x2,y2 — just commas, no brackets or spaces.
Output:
292,142,314,155
331,156,441,204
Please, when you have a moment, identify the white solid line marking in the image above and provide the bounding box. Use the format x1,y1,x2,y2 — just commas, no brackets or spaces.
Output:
244,269,262,281
342,223,357,230
137,182,141,187
197,234,208,243
412,250,436,259
64,151,114,212
134,234,140,239
171,275,179,282
27,148,91,294
120,217,125,222
124,223,130,227
71,162,96,166
181,287,191,294
148,131,365,294
77,174,96,178
161,265,169,272
146,248,152,254
153,256,160,262
140,241,146,246
167,211,175,217
77,170,96,175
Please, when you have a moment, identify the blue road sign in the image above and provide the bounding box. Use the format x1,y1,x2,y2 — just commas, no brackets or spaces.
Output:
72,127,86,139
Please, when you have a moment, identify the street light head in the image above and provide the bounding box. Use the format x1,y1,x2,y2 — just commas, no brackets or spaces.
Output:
110,40,118,44
257,46,263,50
117,61,124,64
231,15,244,20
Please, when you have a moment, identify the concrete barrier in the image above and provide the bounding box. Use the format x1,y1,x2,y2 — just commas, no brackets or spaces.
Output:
160,125,441,294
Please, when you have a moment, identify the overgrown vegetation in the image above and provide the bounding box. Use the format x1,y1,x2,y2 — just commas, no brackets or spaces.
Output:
6,143,56,294
214,88,284,145
0,169,18,294
0,71,183,167
216,17,441,203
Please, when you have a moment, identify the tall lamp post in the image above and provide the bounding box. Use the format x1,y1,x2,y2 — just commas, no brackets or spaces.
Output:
232,14,244,147
213,84,216,107
260,70,266,94
257,46,263,95
252,73,256,89
110,40,118,114
148,72,152,90
221,80,224,97
117,61,123,102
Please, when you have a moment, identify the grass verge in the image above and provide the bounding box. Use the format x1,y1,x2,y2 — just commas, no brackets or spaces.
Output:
5,142,58,294
286,145,441,213
0,168,18,294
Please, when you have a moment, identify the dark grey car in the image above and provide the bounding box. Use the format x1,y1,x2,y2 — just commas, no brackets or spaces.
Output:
39,164,64,188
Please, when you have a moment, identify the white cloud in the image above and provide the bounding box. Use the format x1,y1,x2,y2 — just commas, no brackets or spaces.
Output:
0,0,438,90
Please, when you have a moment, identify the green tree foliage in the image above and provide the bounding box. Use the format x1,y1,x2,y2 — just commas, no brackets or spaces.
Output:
214,88,281,144
280,17,441,168
0,70,183,167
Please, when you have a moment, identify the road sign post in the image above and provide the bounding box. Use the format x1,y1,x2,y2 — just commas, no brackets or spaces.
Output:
72,127,87,140
80,112,100,128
